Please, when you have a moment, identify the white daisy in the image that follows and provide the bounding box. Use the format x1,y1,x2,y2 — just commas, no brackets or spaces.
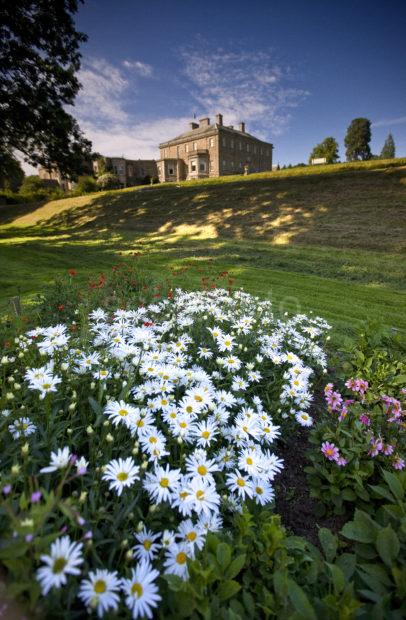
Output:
163,542,193,580
8,417,37,439
226,470,254,499
102,457,140,496
133,528,161,561
36,536,83,594
143,465,181,504
78,569,121,618
121,559,161,619
40,447,71,474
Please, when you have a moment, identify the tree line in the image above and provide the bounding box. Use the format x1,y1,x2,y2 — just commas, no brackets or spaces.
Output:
309,119,396,164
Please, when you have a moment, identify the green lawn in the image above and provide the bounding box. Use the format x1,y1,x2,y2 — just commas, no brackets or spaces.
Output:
1,159,405,339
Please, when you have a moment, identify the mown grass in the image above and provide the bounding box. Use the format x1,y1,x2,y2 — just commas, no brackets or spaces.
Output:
1,159,405,339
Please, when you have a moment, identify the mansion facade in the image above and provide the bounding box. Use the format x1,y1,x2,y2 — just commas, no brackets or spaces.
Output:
157,113,273,182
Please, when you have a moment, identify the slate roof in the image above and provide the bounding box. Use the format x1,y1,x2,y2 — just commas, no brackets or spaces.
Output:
159,123,273,148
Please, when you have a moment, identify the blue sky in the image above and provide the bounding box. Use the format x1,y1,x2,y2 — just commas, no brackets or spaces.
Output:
68,0,406,166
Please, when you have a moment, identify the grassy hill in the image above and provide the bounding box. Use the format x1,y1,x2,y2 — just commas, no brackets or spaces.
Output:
1,159,406,336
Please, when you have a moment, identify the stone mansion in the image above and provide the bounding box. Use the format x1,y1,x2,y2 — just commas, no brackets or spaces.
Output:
157,113,273,182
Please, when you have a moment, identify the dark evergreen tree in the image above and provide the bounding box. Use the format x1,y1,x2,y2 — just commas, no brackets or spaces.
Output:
0,0,91,178
309,137,339,164
380,133,396,159
0,152,25,191
344,118,372,161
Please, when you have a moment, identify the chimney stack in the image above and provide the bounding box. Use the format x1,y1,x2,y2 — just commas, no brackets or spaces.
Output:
238,122,245,133
189,122,199,130
199,117,210,126
215,113,223,126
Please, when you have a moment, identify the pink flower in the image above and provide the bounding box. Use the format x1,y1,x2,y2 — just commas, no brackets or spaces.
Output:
321,442,340,461
369,437,384,457
359,414,371,426
392,456,405,470
324,383,334,396
345,377,368,398
326,391,343,412
384,444,394,456
336,456,347,467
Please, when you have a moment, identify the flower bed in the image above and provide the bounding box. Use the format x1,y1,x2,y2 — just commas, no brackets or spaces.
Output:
0,288,330,618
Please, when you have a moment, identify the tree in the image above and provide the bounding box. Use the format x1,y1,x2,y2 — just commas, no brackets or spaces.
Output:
309,137,339,164
344,118,372,161
96,173,121,191
0,0,91,178
380,133,396,159
75,175,97,194
95,157,113,177
0,152,25,191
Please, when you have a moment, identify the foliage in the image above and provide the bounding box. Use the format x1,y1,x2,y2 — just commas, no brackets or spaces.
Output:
74,176,98,195
344,119,372,161
309,137,339,164
95,157,113,177
0,152,25,192
380,133,396,159
0,0,91,177
96,172,121,190
18,176,65,202
340,470,406,618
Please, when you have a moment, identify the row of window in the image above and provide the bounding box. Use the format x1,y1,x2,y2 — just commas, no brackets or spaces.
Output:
162,138,271,159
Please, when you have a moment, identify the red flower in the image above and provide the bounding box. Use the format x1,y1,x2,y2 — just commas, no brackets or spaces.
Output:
68,269,77,277
57,304,65,311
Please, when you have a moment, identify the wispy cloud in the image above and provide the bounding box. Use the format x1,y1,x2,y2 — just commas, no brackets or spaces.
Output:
181,46,308,137
122,59,153,76
372,115,406,128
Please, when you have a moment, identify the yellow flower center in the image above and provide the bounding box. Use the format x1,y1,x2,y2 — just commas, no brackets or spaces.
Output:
52,557,67,574
160,478,169,488
186,532,197,542
118,409,128,417
186,405,193,413
149,436,157,444
161,399,168,406
143,540,152,550
237,478,245,487
180,491,189,500
42,383,51,390
201,431,210,439
246,457,253,465
94,579,106,594
131,582,143,597
117,472,128,481
194,395,203,402
197,465,207,475
255,486,264,495
196,490,205,500
180,422,187,428
137,419,144,427
176,552,187,564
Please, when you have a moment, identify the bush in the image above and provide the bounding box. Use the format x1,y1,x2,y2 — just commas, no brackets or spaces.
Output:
74,176,98,194
96,172,121,190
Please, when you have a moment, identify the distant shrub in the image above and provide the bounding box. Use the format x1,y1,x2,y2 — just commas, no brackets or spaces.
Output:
96,172,121,190
74,175,98,194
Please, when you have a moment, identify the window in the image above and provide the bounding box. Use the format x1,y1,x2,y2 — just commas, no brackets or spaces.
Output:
253,146,257,154
247,143,250,152
193,142,197,150
199,162,206,172
186,144,189,153
168,167,174,175
210,161,214,171
239,141,242,150
260,148,263,155
222,160,227,168
210,138,215,147
190,160,197,172
222,137,226,147
231,139,234,148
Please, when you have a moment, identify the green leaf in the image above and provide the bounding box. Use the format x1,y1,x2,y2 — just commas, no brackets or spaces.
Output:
88,396,102,416
216,542,231,569
162,573,184,591
392,374,406,385
326,563,345,595
382,471,404,501
225,554,246,579
342,488,356,501
335,553,356,580
369,484,395,503
217,579,241,601
341,510,379,543
375,526,400,566
318,528,338,563
287,579,317,620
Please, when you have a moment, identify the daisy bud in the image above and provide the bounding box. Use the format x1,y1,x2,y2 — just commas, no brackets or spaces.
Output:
14,383,21,390
11,464,20,475
114,373,120,380
106,433,114,443
40,350,46,356
103,420,109,427
68,402,76,411
1,356,8,364
141,461,149,470
132,447,138,455
136,521,144,532
61,362,69,371
125,550,133,561
79,491,87,504
21,443,29,455
67,428,73,435
103,357,109,364
121,539,129,548
149,504,158,513
90,382,96,389
6,393,14,400
18,352,24,359
7,376,15,383
122,381,127,387
86,425,94,435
